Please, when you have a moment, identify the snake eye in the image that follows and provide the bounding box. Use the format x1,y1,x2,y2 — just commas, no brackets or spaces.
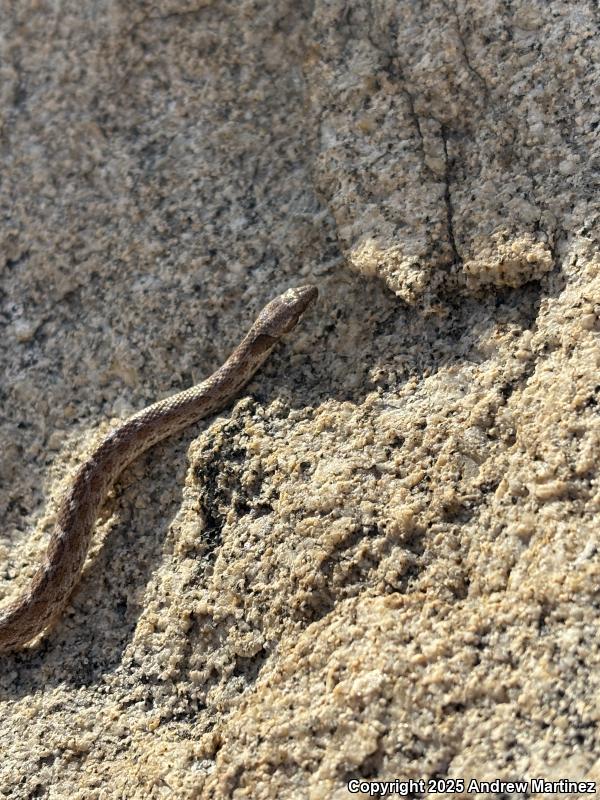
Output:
285,285,318,316
256,285,318,337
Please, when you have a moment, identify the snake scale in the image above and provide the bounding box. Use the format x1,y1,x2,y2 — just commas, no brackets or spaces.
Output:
0,285,317,652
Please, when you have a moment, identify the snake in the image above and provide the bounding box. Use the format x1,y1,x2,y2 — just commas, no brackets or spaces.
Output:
0,285,317,652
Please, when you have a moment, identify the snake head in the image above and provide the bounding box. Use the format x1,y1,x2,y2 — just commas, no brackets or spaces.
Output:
254,285,318,339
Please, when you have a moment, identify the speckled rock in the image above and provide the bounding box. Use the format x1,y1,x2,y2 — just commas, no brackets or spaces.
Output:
0,2,598,799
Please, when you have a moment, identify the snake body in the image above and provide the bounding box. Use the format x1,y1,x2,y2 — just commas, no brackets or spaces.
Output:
0,285,317,652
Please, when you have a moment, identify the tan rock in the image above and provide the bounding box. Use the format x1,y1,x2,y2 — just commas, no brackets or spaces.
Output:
0,2,598,798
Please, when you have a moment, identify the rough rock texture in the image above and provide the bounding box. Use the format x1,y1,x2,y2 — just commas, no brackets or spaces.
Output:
0,1,599,798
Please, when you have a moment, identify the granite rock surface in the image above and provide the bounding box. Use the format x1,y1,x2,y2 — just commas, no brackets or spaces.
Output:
0,1,598,798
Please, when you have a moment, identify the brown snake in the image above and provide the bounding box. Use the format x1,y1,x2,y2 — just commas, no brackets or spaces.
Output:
0,285,317,652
